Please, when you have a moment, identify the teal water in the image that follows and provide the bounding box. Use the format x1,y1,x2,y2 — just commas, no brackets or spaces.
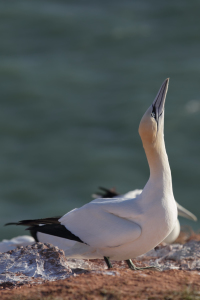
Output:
1,1,200,239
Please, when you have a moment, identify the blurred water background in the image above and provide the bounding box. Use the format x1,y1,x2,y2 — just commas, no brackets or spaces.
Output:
1,0,200,239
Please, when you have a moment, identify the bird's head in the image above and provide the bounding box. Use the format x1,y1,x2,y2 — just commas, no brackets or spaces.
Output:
139,78,169,147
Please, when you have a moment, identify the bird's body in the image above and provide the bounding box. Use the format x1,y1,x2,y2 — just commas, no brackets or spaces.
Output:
93,187,197,244
58,182,176,260
36,186,176,260
6,79,178,266
163,219,180,244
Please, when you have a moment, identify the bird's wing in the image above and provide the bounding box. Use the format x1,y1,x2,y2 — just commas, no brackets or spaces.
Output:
27,224,84,243
92,187,142,200
59,197,142,248
5,217,61,226
176,202,197,221
92,186,119,199
123,189,142,199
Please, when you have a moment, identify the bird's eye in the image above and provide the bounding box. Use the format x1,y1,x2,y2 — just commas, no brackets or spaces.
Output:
151,105,156,120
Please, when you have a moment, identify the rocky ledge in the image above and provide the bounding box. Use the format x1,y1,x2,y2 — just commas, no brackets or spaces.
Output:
0,240,200,288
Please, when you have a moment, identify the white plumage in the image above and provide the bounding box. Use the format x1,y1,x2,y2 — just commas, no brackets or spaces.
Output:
92,188,196,244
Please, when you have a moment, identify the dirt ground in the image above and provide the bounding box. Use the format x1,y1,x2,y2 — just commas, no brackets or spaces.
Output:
1,229,200,300
1,268,200,300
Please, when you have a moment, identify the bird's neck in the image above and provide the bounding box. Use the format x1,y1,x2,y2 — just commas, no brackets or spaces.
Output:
143,137,173,192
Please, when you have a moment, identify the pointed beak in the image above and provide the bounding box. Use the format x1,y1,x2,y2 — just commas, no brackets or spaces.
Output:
152,78,169,123
176,202,197,221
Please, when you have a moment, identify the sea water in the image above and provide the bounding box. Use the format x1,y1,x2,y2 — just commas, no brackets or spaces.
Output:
1,0,200,239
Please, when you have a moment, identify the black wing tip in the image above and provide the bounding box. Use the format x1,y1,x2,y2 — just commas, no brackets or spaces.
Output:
4,222,18,226
4,217,61,227
27,224,85,244
98,186,119,197
5,219,85,245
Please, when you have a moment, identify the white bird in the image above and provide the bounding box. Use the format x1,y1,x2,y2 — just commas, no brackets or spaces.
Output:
93,187,197,244
6,79,178,270
0,235,35,253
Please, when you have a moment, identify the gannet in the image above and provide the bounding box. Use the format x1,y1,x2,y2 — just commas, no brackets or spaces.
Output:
93,187,197,244
6,79,178,270
0,236,35,253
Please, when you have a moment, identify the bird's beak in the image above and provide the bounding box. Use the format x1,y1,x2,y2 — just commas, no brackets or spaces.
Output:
152,78,169,123
176,202,197,221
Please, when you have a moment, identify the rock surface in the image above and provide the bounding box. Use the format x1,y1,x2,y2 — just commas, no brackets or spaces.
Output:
0,243,72,285
1,240,200,288
137,240,200,270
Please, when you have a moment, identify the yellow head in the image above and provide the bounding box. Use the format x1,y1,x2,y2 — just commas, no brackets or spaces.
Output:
139,79,169,147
